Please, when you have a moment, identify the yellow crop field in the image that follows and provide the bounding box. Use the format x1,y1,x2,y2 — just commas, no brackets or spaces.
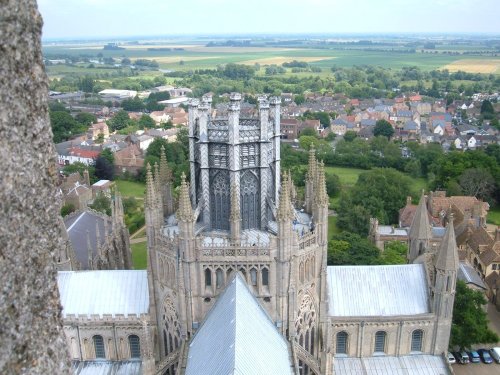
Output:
240,56,332,65
443,59,500,74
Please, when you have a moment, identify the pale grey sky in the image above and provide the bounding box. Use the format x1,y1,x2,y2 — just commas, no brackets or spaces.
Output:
38,0,500,40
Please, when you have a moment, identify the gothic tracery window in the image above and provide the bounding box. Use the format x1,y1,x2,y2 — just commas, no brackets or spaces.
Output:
240,171,260,230
295,294,317,357
210,170,230,230
162,298,181,356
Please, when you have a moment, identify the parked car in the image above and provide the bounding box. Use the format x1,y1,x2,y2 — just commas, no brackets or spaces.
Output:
467,350,480,363
453,351,469,364
490,347,500,364
446,352,456,364
459,351,470,364
477,349,493,364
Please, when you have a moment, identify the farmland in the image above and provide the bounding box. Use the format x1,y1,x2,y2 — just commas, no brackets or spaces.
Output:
43,37,500,78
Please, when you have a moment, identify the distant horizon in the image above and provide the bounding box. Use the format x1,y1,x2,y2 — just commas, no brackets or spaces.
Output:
42,31,500,44
38,0,500,40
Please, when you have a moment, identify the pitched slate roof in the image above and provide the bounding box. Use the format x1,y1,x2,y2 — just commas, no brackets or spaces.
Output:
64,211,111,269
57,270,149,318
185,274,293,375
458,263,486,289
327,264,430,317
334,354,447,375
72,360,142,375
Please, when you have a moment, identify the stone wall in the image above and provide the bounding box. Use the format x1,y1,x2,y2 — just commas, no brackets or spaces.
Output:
0,0,70,373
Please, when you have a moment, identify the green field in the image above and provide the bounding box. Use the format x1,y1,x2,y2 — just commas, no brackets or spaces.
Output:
43,42,500,76
115,180,146,198
325,166,366,187
132,241,147,270
487,206,500,226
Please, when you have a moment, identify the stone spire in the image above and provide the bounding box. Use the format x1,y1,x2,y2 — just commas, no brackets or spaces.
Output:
314,161,329,207
408,190,431,263
435,214,458,271
277,175,294,221
177,173,193,222
409,190,431,239
305,147,317,213
153,162,161,193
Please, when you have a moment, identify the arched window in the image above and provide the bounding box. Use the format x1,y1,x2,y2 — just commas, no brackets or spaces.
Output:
250,268,258,286
336,331,348,355
93,335,105,359
411,330,423,352
305,259,310,280
216,268,223,289
374,331,386,353
226,267,234,280
239,267,247,281
205,268,212,287
299,262,305,283
128,335,141,358
262,268,269,286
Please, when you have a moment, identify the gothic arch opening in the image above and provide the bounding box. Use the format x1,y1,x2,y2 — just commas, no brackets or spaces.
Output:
240,170,260,230
295,293,317,357
210,170,230,230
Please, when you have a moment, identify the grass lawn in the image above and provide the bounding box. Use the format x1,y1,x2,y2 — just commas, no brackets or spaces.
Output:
325,166,367,187
409,177,428,200
328,216,341,240
115,180,146,198
487,206,500,225
131,242,147,270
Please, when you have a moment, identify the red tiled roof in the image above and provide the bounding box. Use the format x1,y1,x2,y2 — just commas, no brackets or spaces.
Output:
69,148,99,159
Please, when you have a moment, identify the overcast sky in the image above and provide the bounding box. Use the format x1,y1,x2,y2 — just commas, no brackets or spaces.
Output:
39,0,500,40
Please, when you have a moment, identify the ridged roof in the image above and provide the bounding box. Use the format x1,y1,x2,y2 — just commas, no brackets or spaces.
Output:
57,270,149,318
327,264,430,317
185,275,293,375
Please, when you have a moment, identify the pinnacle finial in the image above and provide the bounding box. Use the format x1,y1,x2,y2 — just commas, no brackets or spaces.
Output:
159,145,172,184
314,161,329,207
145,163,156,208
177,172,193,222
307,147,317,181
277,174,294,221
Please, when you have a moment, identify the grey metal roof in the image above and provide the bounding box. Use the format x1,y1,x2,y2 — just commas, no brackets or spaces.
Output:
333,355,447,375
72,360,142,375
64,211,112,269
327,265,430,317
57,270,148,318
458,262,486,289
185,274,293,375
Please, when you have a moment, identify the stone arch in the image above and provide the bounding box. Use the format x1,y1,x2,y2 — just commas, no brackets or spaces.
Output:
305,259,310,280
162,298,181,356
240,170,260,230
169,262,175,285
299,262,305,283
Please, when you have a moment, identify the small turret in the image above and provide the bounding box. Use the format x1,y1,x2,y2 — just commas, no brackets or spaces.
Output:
435,214,458,272
277,174,294,222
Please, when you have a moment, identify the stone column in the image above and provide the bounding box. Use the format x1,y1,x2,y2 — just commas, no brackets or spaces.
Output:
0,0,71,372
228,93,241,214
259,98,270,228
198,103,210,226
188,99,199,204
270,96,281,203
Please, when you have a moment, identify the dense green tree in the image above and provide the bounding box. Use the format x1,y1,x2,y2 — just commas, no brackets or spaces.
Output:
107,110,131,131
299,128,318,137
458,168,495,202
138,115,156,129
325,173,341,197
379,241,407,265
337,168,412,235
78,76,94,93
327,232,380,265
50,110,87,142
294,94,305,105
480,99,494,115
450,280,498,349
121,96,145,111
374,119,394,139
223,63,255,80
75,112,97,126
90,192,111,216
343,131,357,142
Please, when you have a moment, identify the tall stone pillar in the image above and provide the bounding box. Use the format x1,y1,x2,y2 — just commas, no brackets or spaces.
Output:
0,0,71,372
270,96,281,204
